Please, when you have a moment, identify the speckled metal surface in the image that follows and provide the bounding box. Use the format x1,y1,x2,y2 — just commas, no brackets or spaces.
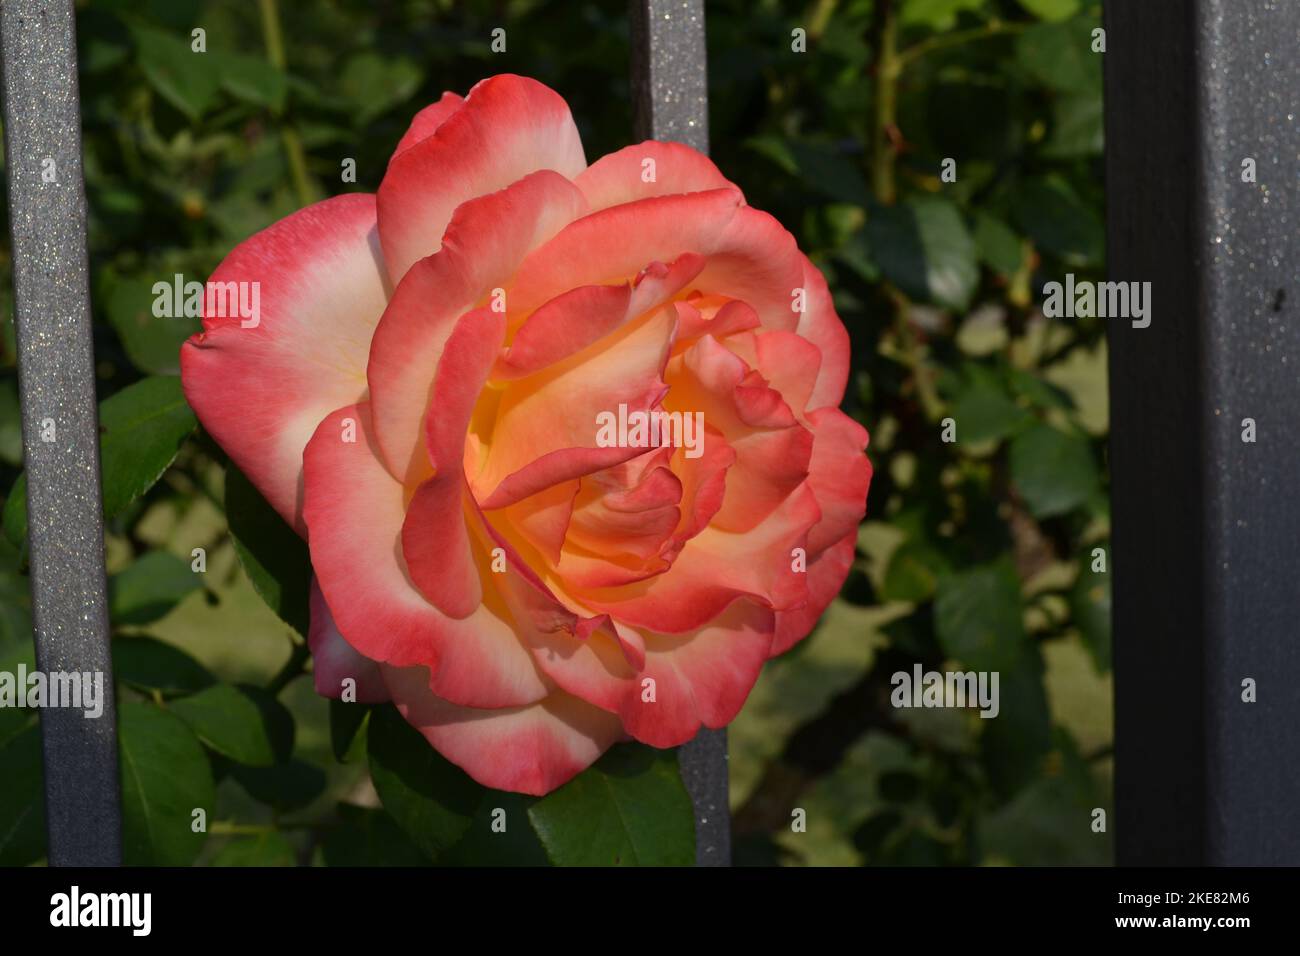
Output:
630,0,710,154
1194,0,1300,866
1107,0,1300,864
2,0,121,865
630,0,729,866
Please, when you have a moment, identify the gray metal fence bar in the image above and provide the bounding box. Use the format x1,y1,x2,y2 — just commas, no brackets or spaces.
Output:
630,0,710,154
1105,0,1300,865
629,0,729,866
2,0,121,865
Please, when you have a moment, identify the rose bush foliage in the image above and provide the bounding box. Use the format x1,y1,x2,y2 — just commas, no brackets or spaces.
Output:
182,74,871,795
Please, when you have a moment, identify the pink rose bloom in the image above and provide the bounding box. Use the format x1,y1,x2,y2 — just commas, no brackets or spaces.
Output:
182,75,871,795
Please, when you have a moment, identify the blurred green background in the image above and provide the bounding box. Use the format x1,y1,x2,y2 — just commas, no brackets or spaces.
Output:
0,0,1111,866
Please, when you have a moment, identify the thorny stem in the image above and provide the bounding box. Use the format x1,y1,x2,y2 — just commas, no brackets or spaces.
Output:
870,0,946,422
258,0,315,208
257,0,286,69
807,0,839,41
870,0,900,206
895,18,1029,70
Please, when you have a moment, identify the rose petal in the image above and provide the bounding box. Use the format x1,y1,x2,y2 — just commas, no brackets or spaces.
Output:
496,283,632,379
367,170,587,484
302,403,549,709
725,328,822,420
391,91,466,160
574,140,740,212
377,74,587,282
307,577,389,703
566,455,683,561
795,254,852,410
478,445,649,511
497,253,708,381
401,310,505,618
663,427,735,555
384,664,624,796
772,531,857,656
474,303,678,506
181,193,388,532
668,334,813,534
674,297,762,343
578,482,821,632
804,407,872,557
508,188,744,314
530,598,774,748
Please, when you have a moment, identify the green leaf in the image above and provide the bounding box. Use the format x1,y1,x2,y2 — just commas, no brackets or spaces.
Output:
330,699,369,762
0,722,45,865
102,272,200,376
980,770,1107,865
100,375,197,515
878,768,922,803
867,197,978,311
3,376,197,546
0,644,35,757
321,803,431,867
339,53,423,125
366,704,481,859
788,142,870,205
881,538,951,603
0,535,32,645
118,701,214,866
211,831,296,866
1016,18,1102,93
1007,368,1075,411
527,743,695,866
83,36,130,74
979,729,1104,863
902,0,987,30
444,791,551,867
934,560,1025,671
979,651,1053,796
1011,177,1104,268
169,683,294,767
744,135,798,175
925,83,1021,163
132,26,222,120
230,759,326,811
1070,550,1112,671
2,473,26,549
112,635,214,696
973,213,1023,278
214,52,288,112
226,465,311,636
833,234,880,284
748,136,869,205
730,598,881,808
0,694,32,749
1016,0,1081,21
1009,422,1099,518
109,550,202,626
1044,92,1104,158
947,366,1030,445
853,808,905,859
297,121,353,150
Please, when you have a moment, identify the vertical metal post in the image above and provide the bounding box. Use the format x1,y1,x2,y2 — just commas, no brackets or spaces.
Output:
630,0,710,155
629,0,729,866
1105,0,1300,865
2,0,121,865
